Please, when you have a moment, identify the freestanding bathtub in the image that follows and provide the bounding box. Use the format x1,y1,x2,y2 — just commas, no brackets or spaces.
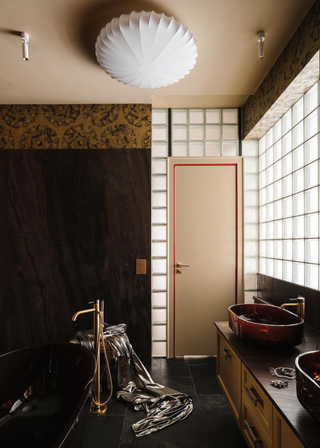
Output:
0,343,95,448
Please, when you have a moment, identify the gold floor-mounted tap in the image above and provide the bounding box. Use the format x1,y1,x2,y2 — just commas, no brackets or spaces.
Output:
72,300,112,415
280,295,305,321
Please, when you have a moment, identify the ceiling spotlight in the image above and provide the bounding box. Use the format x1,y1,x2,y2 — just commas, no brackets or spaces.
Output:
257,31,265,59
21,32,29,61
95,11,198,89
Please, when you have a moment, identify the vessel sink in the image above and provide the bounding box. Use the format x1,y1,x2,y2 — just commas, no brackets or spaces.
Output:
228,303,303,347
295,351,320,420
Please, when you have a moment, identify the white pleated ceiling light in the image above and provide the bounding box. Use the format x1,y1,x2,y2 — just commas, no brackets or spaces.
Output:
95,11,198,89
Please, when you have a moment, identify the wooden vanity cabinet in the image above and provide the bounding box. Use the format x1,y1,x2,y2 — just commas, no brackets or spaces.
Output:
273,408,304,448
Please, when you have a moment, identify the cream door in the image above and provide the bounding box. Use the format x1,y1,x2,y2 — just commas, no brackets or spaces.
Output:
167,157,243,357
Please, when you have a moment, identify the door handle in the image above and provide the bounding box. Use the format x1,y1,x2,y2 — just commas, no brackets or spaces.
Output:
175,262,190,274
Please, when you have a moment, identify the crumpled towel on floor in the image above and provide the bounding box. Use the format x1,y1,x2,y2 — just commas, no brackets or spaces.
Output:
70,323,193,437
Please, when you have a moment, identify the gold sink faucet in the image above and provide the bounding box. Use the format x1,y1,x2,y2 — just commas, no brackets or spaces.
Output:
280,296,305,321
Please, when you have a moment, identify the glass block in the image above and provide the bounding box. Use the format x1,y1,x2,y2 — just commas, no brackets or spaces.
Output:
172,143,188,157
189,143,204,156
266,221,273,239
273,160,282,181
305,135,318,164
283,240,292,259
152,192,167,207
283,218,293,238
244,208,258,224
293,168,304,193
293,192,304,216
293,239,304,262
222,142,238,156
305,161,318,189
152,209,167,224
152,109,167,125
304,83,318,116
273,120,282,144
152,176,167,190
282,174,292,197
259,171,266,189
274,220,283,239
189,109,204,124
245,241,258,257
293,216,304,238
266,166,273,186
266,203,273,221
152,275,167,291
245,257,258,273
152,225,167,240
274,240,282,259
293,97,304,126
152,292,166,307
152,159,167,174
245,191,258,207
274,259,283,279
222,126,238,140
292,262,304,285
172,109,187,124
274,180,282,201
152,341,167,356
305,187,318,213
305,264,318,289
152,325,167,340
206,109,221,124
283,196,292,218
259,206,266,223
273,140,281,162
305,239,318,263
259,153,266,173
222,109,238,124
266,240,273,257
244,173,258,190
152,259,167,274
259,136,266,155
305,109,318,140
293,145,304,170
172,126,188,141
245,274,257,289
153,126,167,141
206,142,221,156
189,126,204,141
282,153,292,177
151,309,166,326
259,223,267,240
305,213,318,237
153,142,168,158
245,224,258,240
260,188,266,206
266,128,273,149
282,131,292,156
266,146,273,167
283,261,293,282
266,258,273,277
152,242,167,257
293,122,304,148
274,200,282,220
282,109,292,136
260,240,266,257
259,257,266,275
242,141,258,156
206,125,221,140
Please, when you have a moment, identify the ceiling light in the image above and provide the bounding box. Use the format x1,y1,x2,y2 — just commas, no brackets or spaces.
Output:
257,31,265,59
95,11,198,89
21,32,29,61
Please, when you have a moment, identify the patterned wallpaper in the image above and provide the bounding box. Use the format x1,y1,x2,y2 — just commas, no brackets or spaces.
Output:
0,104,151,149
242,0,320,139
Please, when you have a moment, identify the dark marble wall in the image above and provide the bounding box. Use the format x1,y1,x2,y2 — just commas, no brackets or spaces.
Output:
0,104,152,364
242,0,320,138
256,274,320,332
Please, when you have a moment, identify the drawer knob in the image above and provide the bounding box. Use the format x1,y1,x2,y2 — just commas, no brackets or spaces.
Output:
220,347,231,360
244,383,263,407
244,419,262,448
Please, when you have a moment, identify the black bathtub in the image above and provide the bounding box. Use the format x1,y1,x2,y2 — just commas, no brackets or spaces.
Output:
0,343,95,448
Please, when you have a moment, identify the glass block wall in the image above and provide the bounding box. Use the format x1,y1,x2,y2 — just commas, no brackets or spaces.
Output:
151,108,257,357
258,82,319,289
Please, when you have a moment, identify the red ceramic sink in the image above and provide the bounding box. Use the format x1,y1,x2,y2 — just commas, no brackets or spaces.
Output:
228,303,303,347
295,351,320,420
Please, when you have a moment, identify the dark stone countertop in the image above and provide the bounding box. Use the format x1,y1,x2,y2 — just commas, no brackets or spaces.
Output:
214,321,320,448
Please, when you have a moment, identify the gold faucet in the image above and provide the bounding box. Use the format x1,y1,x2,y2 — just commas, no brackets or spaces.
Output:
72,300,110,415
280,296,305,321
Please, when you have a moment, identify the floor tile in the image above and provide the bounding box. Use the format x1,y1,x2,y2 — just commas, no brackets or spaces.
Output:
186,356,215,366
189,364,222,394
161,358,191,378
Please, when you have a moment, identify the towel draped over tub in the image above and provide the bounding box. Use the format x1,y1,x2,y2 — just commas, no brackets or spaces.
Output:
70,323,193,437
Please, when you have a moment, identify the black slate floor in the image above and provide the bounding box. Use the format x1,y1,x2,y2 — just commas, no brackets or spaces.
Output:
64,357,247,448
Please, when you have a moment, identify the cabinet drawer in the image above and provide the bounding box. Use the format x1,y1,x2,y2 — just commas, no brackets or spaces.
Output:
242,394,272,448
217,332,242,425
242,365,273,440
273,408,304,448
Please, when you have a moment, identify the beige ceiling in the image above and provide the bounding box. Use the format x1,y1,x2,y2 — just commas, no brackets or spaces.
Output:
0,0,315,107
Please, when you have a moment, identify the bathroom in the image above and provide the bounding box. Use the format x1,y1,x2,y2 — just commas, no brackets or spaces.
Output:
1,0,320,447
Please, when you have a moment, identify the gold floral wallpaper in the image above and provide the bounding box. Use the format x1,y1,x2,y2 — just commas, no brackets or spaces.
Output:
0,104,151,149
242,0,320,139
